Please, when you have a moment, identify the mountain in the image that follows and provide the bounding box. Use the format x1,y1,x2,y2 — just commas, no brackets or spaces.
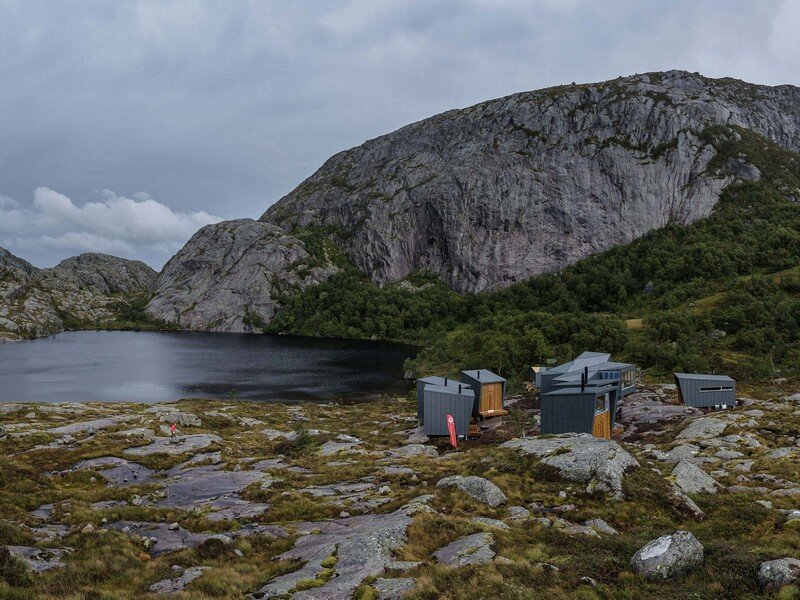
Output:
145,219,339,332
0,250,157,341
261,70,800,294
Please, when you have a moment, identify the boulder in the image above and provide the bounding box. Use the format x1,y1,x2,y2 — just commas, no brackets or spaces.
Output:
758,558,800,589
672,461,718,495
631,531,704,581
436,475,507,507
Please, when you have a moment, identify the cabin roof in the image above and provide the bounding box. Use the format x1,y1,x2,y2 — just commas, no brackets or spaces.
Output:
418,376,471,388
460,370,506,384
552,361,635,382
674,373,734,383
424,384,475,397
543,384,618,396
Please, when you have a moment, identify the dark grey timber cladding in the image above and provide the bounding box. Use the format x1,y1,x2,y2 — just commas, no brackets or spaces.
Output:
540,391,596,434
423,386,474,436
416,376,471,421
540,385,619,435
674,373,736,407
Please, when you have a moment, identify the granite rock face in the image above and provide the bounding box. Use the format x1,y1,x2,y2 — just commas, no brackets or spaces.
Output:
145,219,338,332
0,248,156,341
262,70,800,293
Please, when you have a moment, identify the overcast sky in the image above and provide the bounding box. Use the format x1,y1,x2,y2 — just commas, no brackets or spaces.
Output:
1,0,799,269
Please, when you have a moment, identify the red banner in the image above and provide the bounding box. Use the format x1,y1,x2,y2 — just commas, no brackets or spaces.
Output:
446,413,457,449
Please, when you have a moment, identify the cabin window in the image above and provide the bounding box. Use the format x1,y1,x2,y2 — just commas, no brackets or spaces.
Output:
598,371,619,381
594,393,609,414
699,386,734,392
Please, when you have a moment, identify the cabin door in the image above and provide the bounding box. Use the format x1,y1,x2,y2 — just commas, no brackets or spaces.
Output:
480,383,504,416
592,410,611,439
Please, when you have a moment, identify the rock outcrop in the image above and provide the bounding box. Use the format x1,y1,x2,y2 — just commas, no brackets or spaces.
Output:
145,219,338,332
436,475,508,507
501,433,639,498
0,248,156,341
262,70,800,293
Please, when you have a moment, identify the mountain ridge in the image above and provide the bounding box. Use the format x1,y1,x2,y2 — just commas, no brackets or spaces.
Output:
260,70,800,293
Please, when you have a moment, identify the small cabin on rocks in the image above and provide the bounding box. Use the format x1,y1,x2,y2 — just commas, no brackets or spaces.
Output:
422,384,475,437
416,376,471,422
674,373,736,408
535,351,636,397
460,370,507,419
540,377,619,439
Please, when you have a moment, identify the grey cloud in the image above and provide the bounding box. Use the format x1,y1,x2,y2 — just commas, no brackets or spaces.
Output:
0,0,797,268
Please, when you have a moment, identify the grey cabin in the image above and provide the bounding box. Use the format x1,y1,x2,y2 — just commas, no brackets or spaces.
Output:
540,378,619,439
422,384,475,437
416,376,470,422
674,373,736,408
535,351,636,397
460,369,507,418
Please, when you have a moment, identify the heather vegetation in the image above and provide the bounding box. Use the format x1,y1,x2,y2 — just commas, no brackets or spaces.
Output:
269,127,800,383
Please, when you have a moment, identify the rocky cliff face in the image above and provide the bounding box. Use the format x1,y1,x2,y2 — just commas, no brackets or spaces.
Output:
0,249,156,341
145,219,338,332
262,70,800,293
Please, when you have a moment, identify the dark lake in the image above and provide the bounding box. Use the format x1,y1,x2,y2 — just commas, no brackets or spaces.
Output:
0,331,417,403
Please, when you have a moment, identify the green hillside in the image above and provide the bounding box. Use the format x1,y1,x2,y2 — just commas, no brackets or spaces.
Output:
269,126,800,383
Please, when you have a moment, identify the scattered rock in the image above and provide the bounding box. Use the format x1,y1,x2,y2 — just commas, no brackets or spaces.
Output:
433,532,495,566
507,506,531,522
373,577,415,600
672,461,718,495
6,546,69,572
584,518,618,535
663,444,701,463
758,558,800,589
676,418,726,441
436,475,507,507
123,434,222,456
471,517,510,531
388,444,438,459
149,566,210,594
631,531,704,581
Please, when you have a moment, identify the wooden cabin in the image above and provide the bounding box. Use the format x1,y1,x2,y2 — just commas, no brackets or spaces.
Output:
460,370,507,418
422,384,475,437
540,382,619,439
416,376,471,422
674,373,736,408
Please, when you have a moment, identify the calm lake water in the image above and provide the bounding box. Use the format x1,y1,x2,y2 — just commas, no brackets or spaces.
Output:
0,331,417,403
